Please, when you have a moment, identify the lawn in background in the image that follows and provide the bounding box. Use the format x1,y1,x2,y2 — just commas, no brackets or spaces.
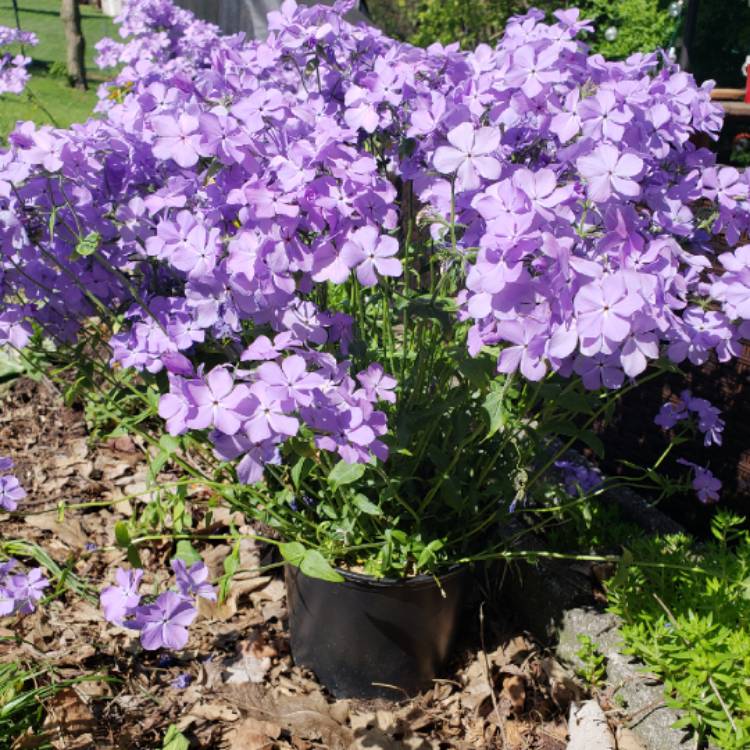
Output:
0,0,116,137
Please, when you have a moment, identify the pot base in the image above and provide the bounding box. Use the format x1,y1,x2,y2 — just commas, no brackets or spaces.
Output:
285,565,468,700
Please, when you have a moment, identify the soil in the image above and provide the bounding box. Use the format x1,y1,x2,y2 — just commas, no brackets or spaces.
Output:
0,377,589,750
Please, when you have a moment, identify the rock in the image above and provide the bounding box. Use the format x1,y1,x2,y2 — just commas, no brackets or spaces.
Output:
556,607,692,750
567,700,616,750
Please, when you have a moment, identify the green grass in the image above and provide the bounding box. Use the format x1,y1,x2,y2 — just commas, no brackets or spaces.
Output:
0,0,116,137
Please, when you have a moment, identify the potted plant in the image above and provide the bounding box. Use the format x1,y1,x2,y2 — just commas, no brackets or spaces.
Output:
1,0,747,699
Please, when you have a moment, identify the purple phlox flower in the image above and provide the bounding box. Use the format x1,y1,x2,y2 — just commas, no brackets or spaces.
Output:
340,226,402,287
496,319,548,381
573,353,625,390
171,558,217,601
578,89,632,141
0,475,25,512
184,367,251,436
712,245,750,320
574,274,642,352
0,456,13,473
506,43,561,98
433,122,501,192
168,224,220,279
654,400,688,430
152,114,202,168
2,568,49,616
357,363,397,404
577,145,644,202
677,459,721,504
256,355,325,407
681,391,725,447
132,590,197,651
100,567,144,626
244,382,299,443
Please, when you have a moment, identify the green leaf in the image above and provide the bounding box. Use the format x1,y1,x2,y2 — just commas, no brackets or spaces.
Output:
174,540,202,566
114,521,130,548
159,434,181,455
577,430,605,458
162,725,189,750
278,541,305,567
352,493,382,516
300,550,344,582
328,460,366,487
126,544,143,568
74,231,101,257
291,457,313,490
482,389,507,438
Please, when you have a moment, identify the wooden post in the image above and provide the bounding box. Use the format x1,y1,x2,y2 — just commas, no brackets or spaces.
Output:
60,0,88,90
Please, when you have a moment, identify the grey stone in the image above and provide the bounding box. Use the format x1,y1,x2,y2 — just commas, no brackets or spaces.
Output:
556,607,693,750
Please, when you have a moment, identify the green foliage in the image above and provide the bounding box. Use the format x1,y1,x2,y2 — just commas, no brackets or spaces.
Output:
378,0,678,60
162,724,190,750
0,660,107,748
607,513,750,749
575,634,608,688
580,0,675,59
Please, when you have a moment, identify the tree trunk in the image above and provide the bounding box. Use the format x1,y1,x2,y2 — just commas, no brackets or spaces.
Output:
60,0,87,90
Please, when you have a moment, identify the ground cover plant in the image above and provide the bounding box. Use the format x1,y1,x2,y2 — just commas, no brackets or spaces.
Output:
1,0,750,746
0,0,115,138
607,512,750,749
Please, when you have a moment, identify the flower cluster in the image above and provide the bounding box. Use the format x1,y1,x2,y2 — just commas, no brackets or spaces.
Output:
0,26,37,95
655,390,725,447
100,560,216,650
0,0,748,498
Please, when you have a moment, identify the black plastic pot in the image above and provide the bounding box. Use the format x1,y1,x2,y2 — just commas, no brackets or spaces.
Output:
285,564,468,699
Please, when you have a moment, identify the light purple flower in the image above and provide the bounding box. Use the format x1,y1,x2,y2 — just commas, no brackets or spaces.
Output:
340,227,402,287
132,590,197,651
152,114,202,168
184,367,251,436
577,145,644,202
357,363,397,404
677,459,721,504
100,567,144,626
434,122,501,191
171,559,216,601
2,568,49,615
0,475,25,511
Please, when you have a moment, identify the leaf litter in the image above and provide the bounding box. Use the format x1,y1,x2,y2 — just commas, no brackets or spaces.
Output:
0,378,620,749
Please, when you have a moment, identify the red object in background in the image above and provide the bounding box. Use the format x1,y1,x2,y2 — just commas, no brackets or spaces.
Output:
744,57,750,102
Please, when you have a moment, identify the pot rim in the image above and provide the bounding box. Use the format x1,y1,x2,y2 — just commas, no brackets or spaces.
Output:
289,562,468,589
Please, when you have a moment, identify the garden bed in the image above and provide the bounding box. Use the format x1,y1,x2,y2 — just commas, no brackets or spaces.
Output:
1,377,582,749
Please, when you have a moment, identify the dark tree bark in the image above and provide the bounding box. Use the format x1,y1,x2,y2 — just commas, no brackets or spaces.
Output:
60,0,87,90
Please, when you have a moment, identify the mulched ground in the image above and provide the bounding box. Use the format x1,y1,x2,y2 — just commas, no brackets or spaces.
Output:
0,377,595,750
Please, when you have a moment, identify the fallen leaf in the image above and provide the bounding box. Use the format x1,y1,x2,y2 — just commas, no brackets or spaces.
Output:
178,702,240,728
224,718,281,750
40,688,97,748
24,512,86,550
223,635,276,685
223,683,353,750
